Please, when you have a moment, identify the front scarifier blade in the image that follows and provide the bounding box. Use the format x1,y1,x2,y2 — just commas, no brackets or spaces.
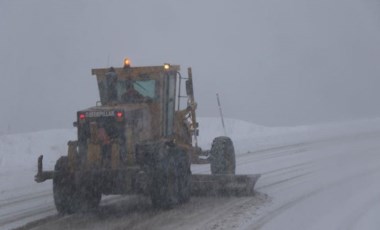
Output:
191,174,261,196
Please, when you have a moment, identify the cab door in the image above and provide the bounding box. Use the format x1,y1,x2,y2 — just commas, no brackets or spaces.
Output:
162,72,177,137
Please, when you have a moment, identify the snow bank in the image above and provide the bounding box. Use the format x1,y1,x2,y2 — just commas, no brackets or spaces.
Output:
197,117,309,153
198,117,380,154
0,129,76,173
1,117,380,174
0,129,76,198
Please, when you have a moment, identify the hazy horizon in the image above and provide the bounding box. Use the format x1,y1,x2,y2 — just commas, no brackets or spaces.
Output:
1,0,380,134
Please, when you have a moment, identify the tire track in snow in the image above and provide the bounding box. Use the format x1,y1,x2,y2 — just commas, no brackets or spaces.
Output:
239,144,309,163
0,203,56,228
0,189,55,229
0,191,51,209
259,161,312,176
256,171,313,190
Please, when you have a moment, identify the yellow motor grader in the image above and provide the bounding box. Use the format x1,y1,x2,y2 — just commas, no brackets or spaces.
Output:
35,59,260,214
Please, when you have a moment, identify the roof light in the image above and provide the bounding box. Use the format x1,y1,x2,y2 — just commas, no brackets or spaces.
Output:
164,63,170,70
124,58,131,68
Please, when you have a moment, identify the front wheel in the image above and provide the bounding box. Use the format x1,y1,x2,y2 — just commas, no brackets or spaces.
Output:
210,136,236,175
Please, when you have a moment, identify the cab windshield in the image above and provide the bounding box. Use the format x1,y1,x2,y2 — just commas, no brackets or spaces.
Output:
116,79,156,99
98,78,157,104
98,68,162,105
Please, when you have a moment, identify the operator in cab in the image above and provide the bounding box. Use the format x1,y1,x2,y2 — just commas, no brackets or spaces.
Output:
122,80,146,103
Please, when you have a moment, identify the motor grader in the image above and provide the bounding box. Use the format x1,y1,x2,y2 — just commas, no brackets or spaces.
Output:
35,59,260,214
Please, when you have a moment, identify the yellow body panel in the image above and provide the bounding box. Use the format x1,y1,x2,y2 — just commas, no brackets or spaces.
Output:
87,142,102,168
67,141,77,172
111,143,120,170
126,127,135,165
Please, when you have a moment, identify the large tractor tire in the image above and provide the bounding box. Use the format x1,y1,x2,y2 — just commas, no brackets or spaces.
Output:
177,149,191,204
210,136,236,175
53,157,101,214
150,144,191,208
77,178,102,211
53,156,80,214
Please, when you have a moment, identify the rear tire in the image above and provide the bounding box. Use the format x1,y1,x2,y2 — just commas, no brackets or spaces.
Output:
177,149,191,204
78,179,102,211
53,157,101,214
150,144,191,208
53,157,80,214
210,136,236,175
150,151,179,209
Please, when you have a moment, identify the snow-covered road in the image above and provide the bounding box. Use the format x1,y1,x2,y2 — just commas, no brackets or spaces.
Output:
1,118,380,229
246,132,380,230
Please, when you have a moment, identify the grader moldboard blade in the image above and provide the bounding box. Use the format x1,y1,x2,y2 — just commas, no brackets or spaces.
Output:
191,174,261,196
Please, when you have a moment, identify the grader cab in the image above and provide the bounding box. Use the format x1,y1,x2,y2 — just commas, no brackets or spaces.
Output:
35,59,260,214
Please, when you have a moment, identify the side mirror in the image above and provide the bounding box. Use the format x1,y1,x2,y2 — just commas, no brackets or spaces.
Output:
186,80,193,96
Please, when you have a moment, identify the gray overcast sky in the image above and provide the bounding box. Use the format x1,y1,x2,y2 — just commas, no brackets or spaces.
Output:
1,0,380,134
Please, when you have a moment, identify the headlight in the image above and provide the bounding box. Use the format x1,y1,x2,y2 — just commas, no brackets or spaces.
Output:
164,63,170,70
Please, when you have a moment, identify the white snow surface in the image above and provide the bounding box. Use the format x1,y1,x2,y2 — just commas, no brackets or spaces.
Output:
1,118,380,229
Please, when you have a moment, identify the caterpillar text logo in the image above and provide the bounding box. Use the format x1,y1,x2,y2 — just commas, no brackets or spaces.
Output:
85,111,115,118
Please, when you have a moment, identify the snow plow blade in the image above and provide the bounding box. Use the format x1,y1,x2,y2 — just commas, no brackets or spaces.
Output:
191,174,261,196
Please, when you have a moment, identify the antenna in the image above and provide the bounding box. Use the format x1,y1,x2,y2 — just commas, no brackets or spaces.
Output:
216,93,227,136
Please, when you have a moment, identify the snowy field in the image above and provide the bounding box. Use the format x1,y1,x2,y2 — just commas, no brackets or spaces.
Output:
1,118,380,229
